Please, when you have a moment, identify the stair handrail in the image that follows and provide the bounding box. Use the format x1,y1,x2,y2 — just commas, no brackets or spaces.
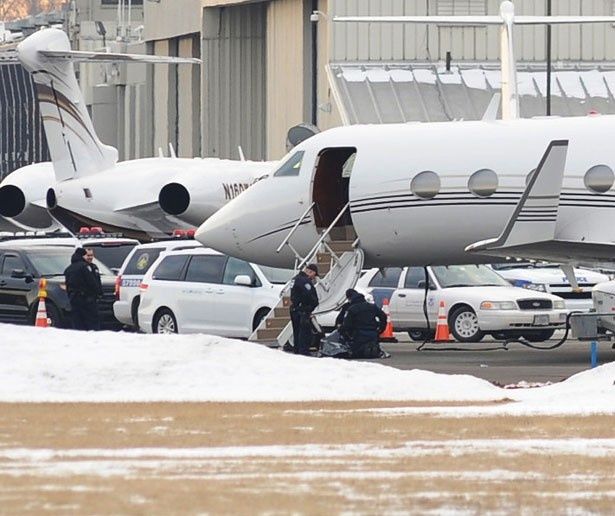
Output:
295,202,351,274
276,201,315,255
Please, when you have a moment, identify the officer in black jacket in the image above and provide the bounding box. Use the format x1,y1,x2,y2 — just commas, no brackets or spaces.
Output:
289,264,319,355
64,247,103,330
340,289,388,359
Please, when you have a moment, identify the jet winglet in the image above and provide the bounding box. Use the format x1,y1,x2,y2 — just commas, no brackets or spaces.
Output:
466,139,568,254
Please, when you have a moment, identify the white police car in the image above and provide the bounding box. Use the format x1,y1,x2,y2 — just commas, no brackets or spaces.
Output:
491,262,609,311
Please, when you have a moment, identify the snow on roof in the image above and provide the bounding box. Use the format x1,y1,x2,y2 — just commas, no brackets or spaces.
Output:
1,324,613,414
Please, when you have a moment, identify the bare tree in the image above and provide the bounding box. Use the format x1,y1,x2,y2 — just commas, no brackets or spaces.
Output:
0,0,27,20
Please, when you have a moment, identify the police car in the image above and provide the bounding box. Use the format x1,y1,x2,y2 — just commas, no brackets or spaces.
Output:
113,238,203,328
491,262,609,311
358,265,568,342
0,227,139,273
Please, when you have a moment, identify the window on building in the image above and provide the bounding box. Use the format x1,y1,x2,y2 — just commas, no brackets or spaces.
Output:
436,0,487,16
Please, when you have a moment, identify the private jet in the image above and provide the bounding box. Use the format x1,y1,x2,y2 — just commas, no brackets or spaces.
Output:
13,28,274,240
195,3,615,276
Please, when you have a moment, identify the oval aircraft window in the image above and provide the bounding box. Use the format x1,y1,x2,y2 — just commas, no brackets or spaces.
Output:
584,164,614,193
468,169,498,197
411,171,440,199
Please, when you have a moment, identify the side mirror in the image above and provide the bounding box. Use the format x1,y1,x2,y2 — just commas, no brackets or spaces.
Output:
234,274,254,287
110,267,120,275
11,269,34,283
417,280,436,290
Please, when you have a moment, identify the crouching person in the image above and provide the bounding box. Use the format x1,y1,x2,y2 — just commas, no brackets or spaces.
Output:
340,289,388,359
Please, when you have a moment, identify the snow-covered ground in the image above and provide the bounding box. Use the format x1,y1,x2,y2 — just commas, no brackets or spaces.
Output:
0,324,613,414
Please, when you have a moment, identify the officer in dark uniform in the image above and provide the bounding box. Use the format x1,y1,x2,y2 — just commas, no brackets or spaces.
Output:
340,288,388,358
64,247,103,330
289,263,319,355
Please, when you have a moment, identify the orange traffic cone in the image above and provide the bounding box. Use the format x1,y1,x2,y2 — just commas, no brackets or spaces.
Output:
35,278,49,328
379,298,398,343
434,300,452,342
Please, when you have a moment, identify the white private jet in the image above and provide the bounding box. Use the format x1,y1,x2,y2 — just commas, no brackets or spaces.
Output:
11,28,274,239
195,2,615,274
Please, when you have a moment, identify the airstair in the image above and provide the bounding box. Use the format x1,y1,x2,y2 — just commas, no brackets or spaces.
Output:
249,202,364,347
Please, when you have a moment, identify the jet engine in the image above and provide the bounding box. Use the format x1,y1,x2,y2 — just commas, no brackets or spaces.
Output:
0,162,59,230
158,159,275,227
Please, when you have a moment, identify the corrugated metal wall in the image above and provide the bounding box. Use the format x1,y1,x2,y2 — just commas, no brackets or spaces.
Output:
331,0,615,62
266,0,310,158
0,64,49,181
202,3,267,161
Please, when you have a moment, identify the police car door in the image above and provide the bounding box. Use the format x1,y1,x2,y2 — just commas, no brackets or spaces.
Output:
390,267,436,329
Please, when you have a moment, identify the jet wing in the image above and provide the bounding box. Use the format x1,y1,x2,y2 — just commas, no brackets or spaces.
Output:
39,50,201,65
114,201,190,236
466,139,615,267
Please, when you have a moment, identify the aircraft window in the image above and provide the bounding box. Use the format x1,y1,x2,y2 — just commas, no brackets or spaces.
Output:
584,164,614,193
274,151,304,177
411,171,440,199
369,268,403,288
468,168,498,197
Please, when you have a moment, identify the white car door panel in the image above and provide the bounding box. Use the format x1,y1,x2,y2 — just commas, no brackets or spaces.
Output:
215,258,258,337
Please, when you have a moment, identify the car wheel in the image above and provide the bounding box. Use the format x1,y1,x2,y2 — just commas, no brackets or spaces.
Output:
153,309,178,334
449,306,484,343
522,329,555,342
252,308,271,331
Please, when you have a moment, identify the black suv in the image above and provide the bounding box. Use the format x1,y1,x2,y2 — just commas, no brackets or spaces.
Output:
0,245,120,329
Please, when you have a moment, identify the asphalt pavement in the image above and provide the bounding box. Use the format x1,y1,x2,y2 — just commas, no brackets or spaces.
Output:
369,332,615,385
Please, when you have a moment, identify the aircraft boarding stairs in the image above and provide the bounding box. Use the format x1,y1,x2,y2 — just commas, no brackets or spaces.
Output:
249,203,364,347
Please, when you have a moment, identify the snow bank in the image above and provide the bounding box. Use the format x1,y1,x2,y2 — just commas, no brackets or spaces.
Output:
0,325,613,413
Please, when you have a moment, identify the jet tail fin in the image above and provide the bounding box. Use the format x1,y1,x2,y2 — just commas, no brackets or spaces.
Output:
17,29,118,181
465,139,568,254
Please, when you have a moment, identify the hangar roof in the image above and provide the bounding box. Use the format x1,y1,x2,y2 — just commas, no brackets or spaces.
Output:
328,63,615,124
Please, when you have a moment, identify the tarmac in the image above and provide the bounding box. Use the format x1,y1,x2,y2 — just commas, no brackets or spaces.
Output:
370,332,615,385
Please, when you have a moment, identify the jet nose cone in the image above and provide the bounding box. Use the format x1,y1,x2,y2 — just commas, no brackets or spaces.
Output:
195,205,238,255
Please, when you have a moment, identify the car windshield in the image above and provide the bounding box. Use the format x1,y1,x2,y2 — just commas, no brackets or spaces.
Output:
258,265,295,284
27,249,114,277
431,265,510,288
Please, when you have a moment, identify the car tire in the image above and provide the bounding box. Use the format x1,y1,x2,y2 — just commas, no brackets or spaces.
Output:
153,308,178,334
449,306,484,343
522,329,555,342
252,308,270,331
408,329,435,341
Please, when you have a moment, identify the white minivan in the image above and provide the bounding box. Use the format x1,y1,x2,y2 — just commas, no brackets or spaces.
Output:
113,239,202,328
138,247,294,337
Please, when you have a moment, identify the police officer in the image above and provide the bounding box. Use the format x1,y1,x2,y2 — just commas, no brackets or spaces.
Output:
289,263,319,355
340,288,389,359
64,247,103,330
